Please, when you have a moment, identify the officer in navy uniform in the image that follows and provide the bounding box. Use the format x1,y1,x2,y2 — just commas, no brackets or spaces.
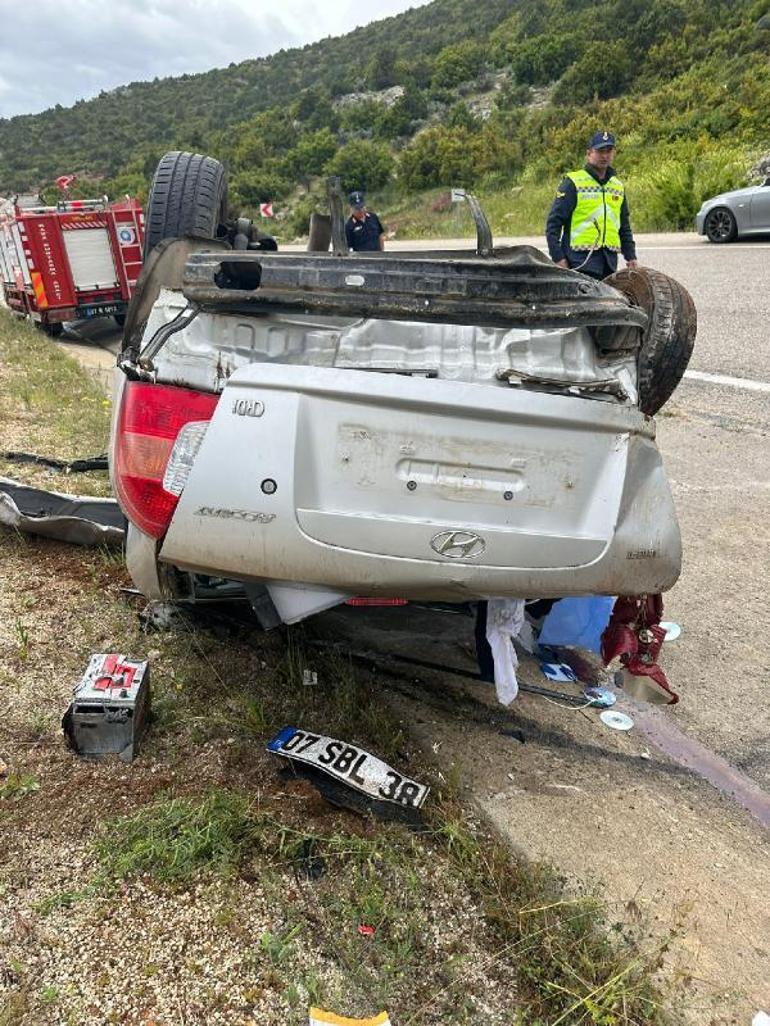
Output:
545,131,638,280
345,191,385,252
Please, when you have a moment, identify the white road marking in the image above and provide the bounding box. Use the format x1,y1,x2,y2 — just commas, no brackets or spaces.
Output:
684,369,770,393
638,244,770,251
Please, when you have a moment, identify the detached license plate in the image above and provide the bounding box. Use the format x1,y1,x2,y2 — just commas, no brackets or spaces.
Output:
267,726,428,810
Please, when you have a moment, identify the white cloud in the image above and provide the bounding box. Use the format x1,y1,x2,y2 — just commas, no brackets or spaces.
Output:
0,0,430,119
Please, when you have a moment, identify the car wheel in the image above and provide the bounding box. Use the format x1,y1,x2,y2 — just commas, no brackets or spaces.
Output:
37,321,63,337
143,151,228,259
604,267,696,416
704,206,737,243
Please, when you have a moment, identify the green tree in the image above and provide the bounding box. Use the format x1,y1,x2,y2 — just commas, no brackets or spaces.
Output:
231,110,298,168
324,139,393,192
511,33,581,86
431,41,486,90
553,42,633,105
366,47,398,90
292,86,339,132
375,87,428,138
231,164,292,208
286,128,339,185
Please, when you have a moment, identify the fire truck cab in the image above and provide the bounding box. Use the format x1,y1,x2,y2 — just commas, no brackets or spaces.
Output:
0,195,144,335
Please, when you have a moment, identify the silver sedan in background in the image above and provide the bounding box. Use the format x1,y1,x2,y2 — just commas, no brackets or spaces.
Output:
696,177,770,242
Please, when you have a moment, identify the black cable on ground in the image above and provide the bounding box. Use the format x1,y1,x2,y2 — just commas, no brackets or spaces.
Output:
0,451,108,472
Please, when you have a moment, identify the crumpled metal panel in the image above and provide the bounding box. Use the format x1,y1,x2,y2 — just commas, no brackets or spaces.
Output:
145,289,638,403
0,476,124,546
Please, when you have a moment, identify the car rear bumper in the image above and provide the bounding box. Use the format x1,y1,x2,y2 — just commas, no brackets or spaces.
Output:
156,365,681,600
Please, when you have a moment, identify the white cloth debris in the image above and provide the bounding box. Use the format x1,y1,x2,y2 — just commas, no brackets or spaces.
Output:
485,598,526,705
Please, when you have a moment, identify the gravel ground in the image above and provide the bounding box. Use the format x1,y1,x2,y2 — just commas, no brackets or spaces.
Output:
0,533,523,1026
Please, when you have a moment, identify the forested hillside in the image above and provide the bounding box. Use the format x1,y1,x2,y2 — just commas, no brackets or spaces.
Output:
1,0,768,236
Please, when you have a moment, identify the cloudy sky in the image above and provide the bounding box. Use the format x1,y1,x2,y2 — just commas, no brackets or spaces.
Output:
0,0,431,119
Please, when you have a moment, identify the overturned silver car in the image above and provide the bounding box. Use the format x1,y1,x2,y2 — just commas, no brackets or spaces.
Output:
110,152,696,626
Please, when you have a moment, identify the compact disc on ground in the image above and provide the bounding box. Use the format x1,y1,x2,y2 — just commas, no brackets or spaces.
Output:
660,621,681,641
600,710,634,731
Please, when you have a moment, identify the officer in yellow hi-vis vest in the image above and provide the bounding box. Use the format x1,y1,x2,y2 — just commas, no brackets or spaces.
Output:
545,130,638,280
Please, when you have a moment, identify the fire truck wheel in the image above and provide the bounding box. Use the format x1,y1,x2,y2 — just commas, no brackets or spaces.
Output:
143,151,228,258
604,267,696,415
38,321,63,338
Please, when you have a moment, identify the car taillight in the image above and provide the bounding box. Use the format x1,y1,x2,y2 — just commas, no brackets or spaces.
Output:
114,381,219,538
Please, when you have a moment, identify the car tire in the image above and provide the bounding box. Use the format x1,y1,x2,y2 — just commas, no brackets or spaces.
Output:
604,267,696,416
703,206,737,243
143,151,228,258
37,321,63,337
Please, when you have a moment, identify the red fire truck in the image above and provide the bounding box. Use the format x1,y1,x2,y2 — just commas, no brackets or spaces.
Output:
0,195,144,335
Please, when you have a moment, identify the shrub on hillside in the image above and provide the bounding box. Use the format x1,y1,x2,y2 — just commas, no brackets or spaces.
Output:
631,146,747,230
324,139,394,193
511,33,581,87
431,41,486,91
552,43,633,106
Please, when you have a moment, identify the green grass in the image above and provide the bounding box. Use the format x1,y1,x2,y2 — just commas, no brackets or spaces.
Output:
95,790,264,882
380,180,554,240
0,309,112,494
90,776,673,1023
0,770,40,802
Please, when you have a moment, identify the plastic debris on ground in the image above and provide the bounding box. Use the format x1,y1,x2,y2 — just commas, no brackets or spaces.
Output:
0,476,124,547
62,654,150,762
484,598,526,704
538,596,615,653
660,621,682,641
752,1012,770,1026
268,726,428,824
302,668,319,686
547,645,608,686
600,710,634,732
540,662,578,683
309,1009,391,1026
0,449,108,473
583,686,617,708
357,924,376,937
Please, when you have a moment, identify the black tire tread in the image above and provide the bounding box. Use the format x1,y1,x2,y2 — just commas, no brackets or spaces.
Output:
605,267,697,415
143,151,227,257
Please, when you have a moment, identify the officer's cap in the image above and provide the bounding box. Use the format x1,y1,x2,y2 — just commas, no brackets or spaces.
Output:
588,130,616,150
349,190,365,208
